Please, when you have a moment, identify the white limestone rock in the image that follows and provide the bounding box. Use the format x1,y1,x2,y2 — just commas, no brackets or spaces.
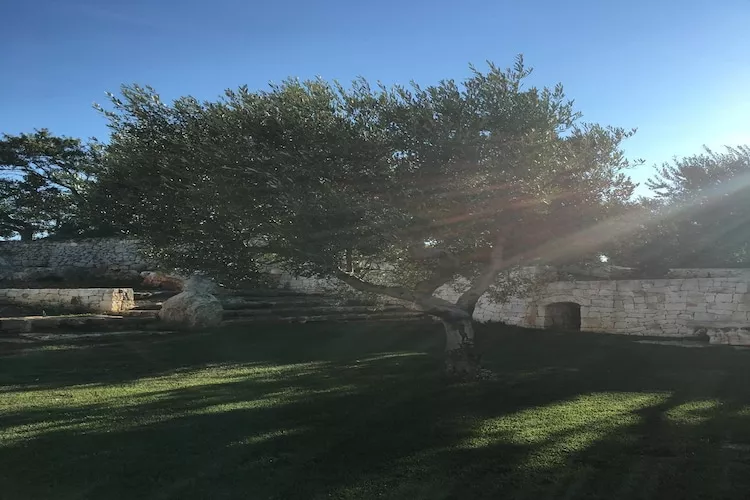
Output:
159,291,223,330
705,327,750,346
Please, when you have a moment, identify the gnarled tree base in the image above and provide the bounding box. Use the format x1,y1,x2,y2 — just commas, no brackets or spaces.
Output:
445,343,482,379
442,318,482,380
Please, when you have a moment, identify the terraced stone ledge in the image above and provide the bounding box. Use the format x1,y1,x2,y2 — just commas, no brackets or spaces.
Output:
0,288,135,313
0,314,158,335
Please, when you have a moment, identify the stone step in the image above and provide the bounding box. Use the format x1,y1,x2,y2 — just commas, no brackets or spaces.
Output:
223,310,429,325
132,300,164,310
227,288,325,298
133,290,181,300
134,291,346,306
222,304,409,318
132,298,370,312
13,330,175,342
0,314,159,335
118,310,160,318
220,297,342,309
125,306,407,320
132,297,175,310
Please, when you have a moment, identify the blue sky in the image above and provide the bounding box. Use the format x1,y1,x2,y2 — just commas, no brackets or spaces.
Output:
2,0,749,192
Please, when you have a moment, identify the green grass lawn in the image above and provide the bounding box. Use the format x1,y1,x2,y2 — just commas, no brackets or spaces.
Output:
3,323,750,499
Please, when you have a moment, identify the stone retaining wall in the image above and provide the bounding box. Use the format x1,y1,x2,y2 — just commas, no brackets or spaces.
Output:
0,238,153,277
456,277,750,337
667,268,750,279
0,288,135,313
276,271,750,337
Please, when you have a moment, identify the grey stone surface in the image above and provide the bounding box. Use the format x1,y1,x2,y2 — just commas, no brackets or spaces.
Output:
0,288,135,313
0,238,154,279
705,327,750,346
158,292,223,330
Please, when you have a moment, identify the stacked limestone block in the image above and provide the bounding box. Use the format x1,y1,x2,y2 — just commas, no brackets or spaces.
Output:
0,288,135,313
500,278,750,337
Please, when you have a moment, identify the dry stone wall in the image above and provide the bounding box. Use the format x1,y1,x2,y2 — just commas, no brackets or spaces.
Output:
453,277,750,337
0,238,150,270
667,268,750,279
0,288,135,313
277,271,750,338
0,238,154,280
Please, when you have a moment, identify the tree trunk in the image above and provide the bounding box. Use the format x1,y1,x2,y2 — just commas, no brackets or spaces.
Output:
19,228,34,241
442,318,480,379
335,270,485,379
345,248,354,273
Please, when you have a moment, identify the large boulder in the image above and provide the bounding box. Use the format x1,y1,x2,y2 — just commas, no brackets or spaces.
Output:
158,291,223,330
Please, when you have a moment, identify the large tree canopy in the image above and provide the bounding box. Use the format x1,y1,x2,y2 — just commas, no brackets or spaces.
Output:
0,130,103,240
96,58,638,375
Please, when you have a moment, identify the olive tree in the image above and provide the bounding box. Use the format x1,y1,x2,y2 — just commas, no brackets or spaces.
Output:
96,58,636,376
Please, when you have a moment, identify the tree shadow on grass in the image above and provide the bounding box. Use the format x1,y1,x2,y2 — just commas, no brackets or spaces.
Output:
3,324,750,499
0,321,443,391
489,391,750,500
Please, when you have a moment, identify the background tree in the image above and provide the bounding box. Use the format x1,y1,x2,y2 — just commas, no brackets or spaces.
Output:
0,129,104,240
0,173,70,240
611,146,750,271
96,58,638,376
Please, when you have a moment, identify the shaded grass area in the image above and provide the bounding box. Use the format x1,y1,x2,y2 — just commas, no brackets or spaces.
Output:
3,323,750,499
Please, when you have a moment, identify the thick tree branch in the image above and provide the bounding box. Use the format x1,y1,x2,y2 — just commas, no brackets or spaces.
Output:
408,246,458,261
335,270,418,302
413,268,458,297
456,235,506,315
410,246,461,297
414,295,472,321
336,269,471,321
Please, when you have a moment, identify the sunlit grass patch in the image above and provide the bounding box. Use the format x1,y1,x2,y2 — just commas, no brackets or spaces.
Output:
665,400,722,425
464,392,668,447
0,359,354,446
461,392,670,469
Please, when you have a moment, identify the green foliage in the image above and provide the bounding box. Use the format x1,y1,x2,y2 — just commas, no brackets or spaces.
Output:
613,146,750,270
0,172,71,240
96,57,636,291
0,130,104,240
